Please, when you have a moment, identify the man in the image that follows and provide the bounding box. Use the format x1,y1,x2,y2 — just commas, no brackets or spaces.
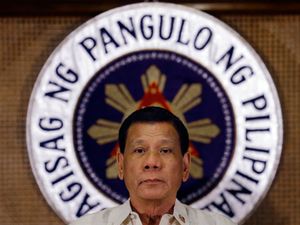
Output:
70,106,236,225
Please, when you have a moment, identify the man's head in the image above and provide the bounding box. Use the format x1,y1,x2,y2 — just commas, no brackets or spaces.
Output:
117,106,191,206
118,106,189,155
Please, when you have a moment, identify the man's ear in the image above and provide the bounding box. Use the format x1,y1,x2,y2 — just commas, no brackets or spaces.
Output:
117,149,124,180
182,151,191,182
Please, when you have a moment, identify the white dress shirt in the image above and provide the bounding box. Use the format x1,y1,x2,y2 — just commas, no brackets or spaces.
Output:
69,199,236,225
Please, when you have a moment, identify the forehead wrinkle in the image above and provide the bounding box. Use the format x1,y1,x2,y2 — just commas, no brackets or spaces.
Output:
129,139,146,145
128,138,178,147
126,122,180,146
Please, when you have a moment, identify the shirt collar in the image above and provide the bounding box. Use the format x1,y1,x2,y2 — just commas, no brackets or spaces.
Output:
108,199,132,224
173,199,188,225
109,199,188,225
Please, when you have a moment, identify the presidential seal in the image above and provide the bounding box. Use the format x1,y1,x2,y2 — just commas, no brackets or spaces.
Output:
26,3,283,224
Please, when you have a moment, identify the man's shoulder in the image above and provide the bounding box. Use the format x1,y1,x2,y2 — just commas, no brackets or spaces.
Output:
68,206,116,225
69,200,132,225
182,203,237,225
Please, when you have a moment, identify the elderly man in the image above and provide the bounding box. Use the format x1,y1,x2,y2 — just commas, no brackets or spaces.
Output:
69,106,236,225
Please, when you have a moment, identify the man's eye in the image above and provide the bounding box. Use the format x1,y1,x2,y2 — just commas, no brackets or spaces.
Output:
134,148,145,154
160,148,172,154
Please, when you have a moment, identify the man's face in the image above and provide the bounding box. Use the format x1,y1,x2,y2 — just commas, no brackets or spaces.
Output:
117,122,190,203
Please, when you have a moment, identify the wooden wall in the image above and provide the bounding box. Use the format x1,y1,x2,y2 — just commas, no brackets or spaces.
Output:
0,2,299,224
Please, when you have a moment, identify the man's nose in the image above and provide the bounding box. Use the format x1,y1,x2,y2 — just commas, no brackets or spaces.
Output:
143,151,162,171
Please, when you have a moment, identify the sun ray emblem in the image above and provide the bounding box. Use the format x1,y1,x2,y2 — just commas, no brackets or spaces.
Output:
88,65,220,179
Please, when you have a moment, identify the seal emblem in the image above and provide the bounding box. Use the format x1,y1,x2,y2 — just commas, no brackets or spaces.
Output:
26,3,283,224
74,50,235,204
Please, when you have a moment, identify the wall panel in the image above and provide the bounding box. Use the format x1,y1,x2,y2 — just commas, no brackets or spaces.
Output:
0,10,299,225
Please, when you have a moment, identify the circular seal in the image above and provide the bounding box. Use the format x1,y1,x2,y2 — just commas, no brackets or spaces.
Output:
26,3,283,224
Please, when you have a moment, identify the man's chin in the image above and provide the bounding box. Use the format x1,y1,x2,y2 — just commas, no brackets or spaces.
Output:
137,190,167,201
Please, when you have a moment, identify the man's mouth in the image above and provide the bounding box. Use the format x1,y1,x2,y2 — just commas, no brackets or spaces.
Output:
140,179,163,185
